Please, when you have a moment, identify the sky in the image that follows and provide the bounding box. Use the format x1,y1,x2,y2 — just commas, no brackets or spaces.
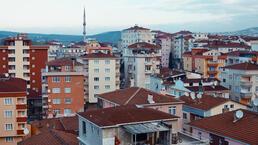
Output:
1,0,258,35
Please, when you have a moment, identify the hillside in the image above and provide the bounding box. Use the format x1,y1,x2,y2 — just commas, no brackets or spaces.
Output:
221,27,258,36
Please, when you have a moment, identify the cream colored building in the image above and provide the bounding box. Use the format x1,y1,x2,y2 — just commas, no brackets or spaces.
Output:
120,25,154,49
0,77,29,145
81,53,120,103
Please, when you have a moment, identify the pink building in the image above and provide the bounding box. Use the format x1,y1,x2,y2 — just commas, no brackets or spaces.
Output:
189,109,258,145
97,87,184,130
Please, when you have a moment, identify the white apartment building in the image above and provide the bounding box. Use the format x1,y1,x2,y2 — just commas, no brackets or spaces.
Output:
123,42,161,88
80,53,120,103
120,25,153,49
220,62,258,106
156,35,172,68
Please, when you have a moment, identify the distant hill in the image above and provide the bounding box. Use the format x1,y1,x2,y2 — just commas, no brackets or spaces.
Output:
220,27,258,36
0,31,121,44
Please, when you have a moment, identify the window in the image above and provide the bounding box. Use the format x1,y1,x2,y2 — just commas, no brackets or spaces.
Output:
65,76,71,82
223,79,226,83
82,121,86,135
52,77,60,83
4,111,12,118
105,68,110,73
230,104,234,108
53,109,61,115
105,85,110,89
64,88,71,93
65,98,72,104
183,113,187,119
52,88,61,93
224,105,228,108
4,98,12,105
94,77,99,81
5,137,13,142
105,77,110,81
169,106,176,115
94,85,99,90
94,60,99,64
65,66,71,71
64,109,72,115
52,99,61,104
94,68,99,73
105,60,110,64
5,124,13,131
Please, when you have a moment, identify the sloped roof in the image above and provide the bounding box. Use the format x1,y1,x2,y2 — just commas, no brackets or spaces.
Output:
223,62,258,70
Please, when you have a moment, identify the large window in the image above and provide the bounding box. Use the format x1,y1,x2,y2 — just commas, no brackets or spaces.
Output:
65,98,72,104
65,76,71,82
105,68,110,73
5,137,13,142
52,99,61,104
94,60,99,64
53,109,61,115
94,68,99,73
169,106,176,115
94,85,99,90
4,98,12,105
105,77,110,81
4,111,12,118
105,60,110,64
64,88,71,93
64,109,72,115
94,77,99,82
52,77,60,83
105,85,110,89
52,88,61,93
82,121,86,135
5,124,13,131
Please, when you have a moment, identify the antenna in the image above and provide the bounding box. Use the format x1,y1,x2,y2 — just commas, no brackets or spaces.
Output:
23,128,30,135
190,92,196,100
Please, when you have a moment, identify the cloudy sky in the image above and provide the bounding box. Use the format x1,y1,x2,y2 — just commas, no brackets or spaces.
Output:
1,0,258,35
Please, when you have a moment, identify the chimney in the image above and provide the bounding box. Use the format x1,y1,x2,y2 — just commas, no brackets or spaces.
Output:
147,94,155,104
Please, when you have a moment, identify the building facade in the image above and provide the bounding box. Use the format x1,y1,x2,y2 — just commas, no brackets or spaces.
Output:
80,53,120,103
42,58,85,118
0,76,29,145
123,42,161,88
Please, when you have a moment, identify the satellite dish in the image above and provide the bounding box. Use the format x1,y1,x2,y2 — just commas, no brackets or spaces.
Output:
23,128,30,135
253,98,258,106
190,92,196,99
184,92,190,96
235,110,244,119
197,93,202,99
213,81,218,86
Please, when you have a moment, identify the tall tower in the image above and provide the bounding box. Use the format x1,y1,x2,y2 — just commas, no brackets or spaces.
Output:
83,7,86,42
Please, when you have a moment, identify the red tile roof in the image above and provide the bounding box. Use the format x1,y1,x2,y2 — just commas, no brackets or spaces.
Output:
226,50,258,57
31,116,78,135
46,57,83,66
186,85,229,92
0,77,27,97
82,52,118,59
128,42,161,49
180,94,231,110
205,42,250,49
98,87,183,106
189,109,258,145
124,25,150,31
78,105,179,127
182,78,220,84
223,62,258,70
18,129,78,145
157,68,185,79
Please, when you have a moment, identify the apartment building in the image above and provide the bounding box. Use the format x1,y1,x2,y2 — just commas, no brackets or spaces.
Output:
220,62,258,105
189,109,258,145
0,76,29,145
183,48,227,78
78,105,181,145
41,58,85,118
80,53,120,103
0,34,49,121
155,35,172,68
120,25,153,49
204,41,251,53
85,40,112,54
123,42,161,88
226,50,258,65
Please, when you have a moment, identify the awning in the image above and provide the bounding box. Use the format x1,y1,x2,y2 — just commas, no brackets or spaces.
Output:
123,122,170,134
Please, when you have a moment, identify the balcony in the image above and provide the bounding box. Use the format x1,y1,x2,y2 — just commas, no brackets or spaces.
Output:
207,61,219,67
17,117,27,122
207,70,217,74
240,80,252,87
240,92,252,99
17,130,24,135
16,104,27,109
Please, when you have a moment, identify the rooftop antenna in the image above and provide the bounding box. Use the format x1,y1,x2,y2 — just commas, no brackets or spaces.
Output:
233,110,244,123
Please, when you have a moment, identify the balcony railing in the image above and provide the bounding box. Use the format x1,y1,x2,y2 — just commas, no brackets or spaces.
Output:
240,92,252,99
17,117,27,122
16,104,27,109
